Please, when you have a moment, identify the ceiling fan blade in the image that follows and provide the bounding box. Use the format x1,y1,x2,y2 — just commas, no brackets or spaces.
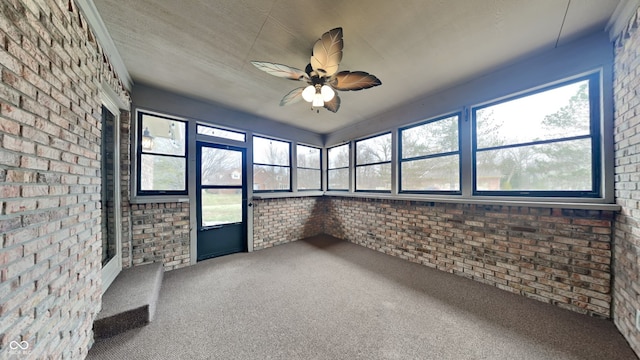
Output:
280,87,305,106
329,71,381,91
310,27,343,77
251,61,309,81
324,94,341,113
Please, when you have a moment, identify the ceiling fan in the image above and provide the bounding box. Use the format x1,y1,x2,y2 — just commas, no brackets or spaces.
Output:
251,27,381,113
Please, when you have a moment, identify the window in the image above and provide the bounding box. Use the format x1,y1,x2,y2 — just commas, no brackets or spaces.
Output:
197,124,245,142
137,111,187,195
400,114,460,193
355,133,391,192
472,74,600,197
327,144,349,191
253,136,291,191
297,145,321,190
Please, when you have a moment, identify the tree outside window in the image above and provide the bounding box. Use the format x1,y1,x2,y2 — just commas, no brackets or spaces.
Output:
355,133,391,192
297,145,321,190
400,114,460,193
328,144,349,190
473,76,597,196
253,136,291,191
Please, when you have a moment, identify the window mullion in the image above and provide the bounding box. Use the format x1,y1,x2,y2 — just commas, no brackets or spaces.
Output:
460,108,473,197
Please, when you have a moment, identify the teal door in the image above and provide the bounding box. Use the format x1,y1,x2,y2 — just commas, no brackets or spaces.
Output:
196,143,247,261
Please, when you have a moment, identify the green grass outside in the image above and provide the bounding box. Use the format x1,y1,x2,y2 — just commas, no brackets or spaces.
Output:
201,191,242,225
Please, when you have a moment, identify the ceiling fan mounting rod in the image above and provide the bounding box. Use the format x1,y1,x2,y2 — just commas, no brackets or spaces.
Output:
310,75,324,86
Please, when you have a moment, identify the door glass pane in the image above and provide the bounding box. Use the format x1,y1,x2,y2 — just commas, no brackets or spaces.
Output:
201,148,242,186
201,189,242,226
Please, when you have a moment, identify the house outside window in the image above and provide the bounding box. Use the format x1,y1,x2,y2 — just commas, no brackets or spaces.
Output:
253,136,291,192
297,144,321,190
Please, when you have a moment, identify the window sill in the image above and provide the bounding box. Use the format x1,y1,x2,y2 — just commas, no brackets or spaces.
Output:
130,196,190,204
252,191,324,200
128,192,620,211
323,191,621,211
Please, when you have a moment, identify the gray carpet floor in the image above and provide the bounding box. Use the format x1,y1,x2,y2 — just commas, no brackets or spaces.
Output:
87,235,637,360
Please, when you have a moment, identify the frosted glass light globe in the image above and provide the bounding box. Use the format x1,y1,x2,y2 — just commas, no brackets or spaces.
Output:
320,85,335,101
301,85,315,102
312,93,324,107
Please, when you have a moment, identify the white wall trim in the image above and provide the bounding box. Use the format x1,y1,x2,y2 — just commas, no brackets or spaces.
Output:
100,81,128,110
606,0,640,41
100,89,124,293
77,0,133,90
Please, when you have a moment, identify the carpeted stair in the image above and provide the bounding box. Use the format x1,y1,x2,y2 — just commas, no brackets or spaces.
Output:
93,263,164,339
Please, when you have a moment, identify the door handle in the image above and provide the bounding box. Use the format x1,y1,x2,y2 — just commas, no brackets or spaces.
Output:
248,202,253,207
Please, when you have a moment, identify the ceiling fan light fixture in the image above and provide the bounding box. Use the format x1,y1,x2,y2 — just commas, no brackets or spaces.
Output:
312,92,324,107
321,85,335,101
302,85,315,102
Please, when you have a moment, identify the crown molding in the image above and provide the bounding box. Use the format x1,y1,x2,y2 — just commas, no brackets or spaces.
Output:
606,0,640,41
76,0,133,90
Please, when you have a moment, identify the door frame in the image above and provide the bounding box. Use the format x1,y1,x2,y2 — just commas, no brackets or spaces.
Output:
195,142,248,260
190,130,254,264
100,84,125,293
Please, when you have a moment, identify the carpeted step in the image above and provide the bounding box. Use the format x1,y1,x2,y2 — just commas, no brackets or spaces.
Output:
93,262,164,339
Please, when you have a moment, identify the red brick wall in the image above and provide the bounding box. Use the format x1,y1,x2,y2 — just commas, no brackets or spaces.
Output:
325,197,614,317
0,0,129,358
612,6,640,355
131,202,190,270
253,197,326,250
